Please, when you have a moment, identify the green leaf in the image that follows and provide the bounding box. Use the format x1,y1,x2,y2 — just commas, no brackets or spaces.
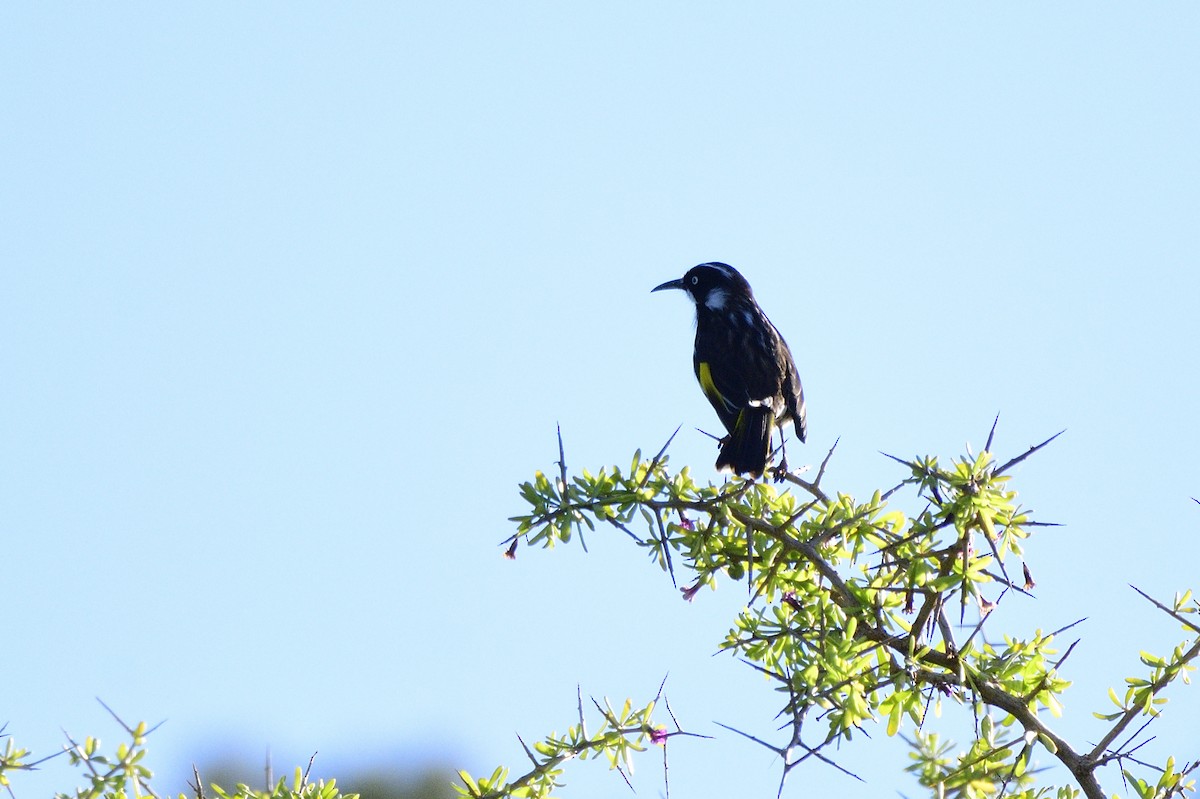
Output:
887,700,902,737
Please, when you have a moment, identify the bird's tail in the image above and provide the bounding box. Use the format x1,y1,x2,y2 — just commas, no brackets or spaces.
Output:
715,406,773,478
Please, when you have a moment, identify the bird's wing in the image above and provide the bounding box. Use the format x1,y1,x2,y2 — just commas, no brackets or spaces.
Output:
694,356,746,435
773,325,807,443
783,353,807,442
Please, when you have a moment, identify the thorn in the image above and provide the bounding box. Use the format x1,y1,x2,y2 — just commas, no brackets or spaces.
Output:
555,423,567,477
880,451,917,470
995,429,1065,475
639,425,681,491
816,437,839,485
190,764,206,799
985,413,1000,453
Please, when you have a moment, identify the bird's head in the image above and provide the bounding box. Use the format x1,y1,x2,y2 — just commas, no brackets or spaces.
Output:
651,262,753,311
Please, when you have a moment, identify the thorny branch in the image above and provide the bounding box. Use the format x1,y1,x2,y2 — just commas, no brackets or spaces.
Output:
505,425,1200,799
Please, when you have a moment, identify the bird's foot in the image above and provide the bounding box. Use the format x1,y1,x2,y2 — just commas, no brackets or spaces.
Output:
771,457,789,483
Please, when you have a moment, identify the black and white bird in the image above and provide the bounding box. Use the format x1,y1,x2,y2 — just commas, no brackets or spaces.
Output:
653,262,806,478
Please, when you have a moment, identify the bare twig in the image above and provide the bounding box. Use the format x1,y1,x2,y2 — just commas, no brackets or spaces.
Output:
556,424,586,552
1048,617,1089,638
516,734,539,768
189,765,206,799
638,425,682,491
713,722,864,784
815,437,839,487
653,509,677,587
301,752,317,788
1130,584,1200,636
994,430,1065,476
778,438,838,502
985,413,1000,453
577,684,586,739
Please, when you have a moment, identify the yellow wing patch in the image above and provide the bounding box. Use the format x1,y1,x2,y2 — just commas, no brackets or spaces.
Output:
697,361,738,414
697,361,721,403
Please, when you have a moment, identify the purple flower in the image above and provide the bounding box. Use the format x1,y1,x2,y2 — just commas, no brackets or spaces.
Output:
650,726,669,746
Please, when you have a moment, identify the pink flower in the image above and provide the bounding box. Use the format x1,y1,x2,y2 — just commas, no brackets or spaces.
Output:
650,726,669,746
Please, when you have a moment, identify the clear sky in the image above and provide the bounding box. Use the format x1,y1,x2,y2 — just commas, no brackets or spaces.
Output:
3,4,1199,798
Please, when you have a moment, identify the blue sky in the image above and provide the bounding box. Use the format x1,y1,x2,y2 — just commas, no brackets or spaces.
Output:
3,4,1199,797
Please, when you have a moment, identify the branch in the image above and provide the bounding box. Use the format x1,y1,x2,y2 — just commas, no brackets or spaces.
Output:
907,663,1103,799
1087,587,1200,763
778,438,837,503
1129,584,1200,637
729,507,858,611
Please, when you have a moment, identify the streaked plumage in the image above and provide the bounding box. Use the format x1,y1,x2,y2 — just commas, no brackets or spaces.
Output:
653,262,806,478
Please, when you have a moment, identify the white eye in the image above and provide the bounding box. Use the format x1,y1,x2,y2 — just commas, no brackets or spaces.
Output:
690,275,699,285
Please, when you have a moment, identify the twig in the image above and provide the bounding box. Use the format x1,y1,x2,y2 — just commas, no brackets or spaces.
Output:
556,424,586,552
577,684,587,739
1048,617,1088,638
189,765,206,799
653,509,677,587
1129,584,1200,636
778,438,837,502
516,734,539,768
301,753,317,788
1086,587,1200,764
638,425,682,492
994,430,1065,475
714,722,864,783
1052,639,1082,672
985,413,1000,453
815,437,839,487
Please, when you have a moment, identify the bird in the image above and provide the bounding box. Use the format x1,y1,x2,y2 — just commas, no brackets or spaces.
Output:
652,262,806,479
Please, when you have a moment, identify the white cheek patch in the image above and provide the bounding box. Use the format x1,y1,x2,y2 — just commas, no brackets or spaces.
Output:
704,288,727,310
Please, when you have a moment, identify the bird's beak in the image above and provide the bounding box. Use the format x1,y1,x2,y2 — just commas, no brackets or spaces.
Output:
651,278,684,293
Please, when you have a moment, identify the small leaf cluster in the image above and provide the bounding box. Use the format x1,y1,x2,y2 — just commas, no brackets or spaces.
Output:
0,712,359,799
905,726,1058,799
1099,592,1199,725
456,697,660,799
1121,756,1197,799
60,727,154,799
0,730,35,793
510,447,697,556
209,768,356,799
